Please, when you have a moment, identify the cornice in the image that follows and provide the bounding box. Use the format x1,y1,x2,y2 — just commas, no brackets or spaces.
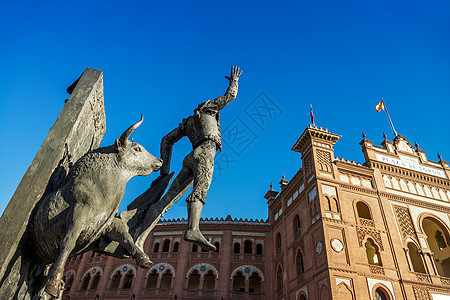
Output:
369,161,450,187
338,183,378,195
380,192,450,213
292,125,341,153
335,160,374,176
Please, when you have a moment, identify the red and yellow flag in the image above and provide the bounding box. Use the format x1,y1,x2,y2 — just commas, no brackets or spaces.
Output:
375,99,385,112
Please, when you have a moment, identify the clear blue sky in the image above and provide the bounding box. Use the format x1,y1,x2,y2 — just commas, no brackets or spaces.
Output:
1,0,449,221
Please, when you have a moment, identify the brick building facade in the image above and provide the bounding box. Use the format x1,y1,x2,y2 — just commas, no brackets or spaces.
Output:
63,125,450,300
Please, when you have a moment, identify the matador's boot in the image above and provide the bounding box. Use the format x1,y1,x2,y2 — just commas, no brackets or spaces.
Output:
184,201,216,251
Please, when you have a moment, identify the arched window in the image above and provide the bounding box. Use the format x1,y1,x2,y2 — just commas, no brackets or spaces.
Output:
214,242,220,253
234,242,240,254
81,273,91,290
232,271,245,292
299,295,307,300
110,271,122,289
122,271,134,289
423,217,450,277
187,270,200,290
374,287,389,300
294,215,301,233
436,231,447,249
146,270,158,289
296,250,304,275
162,239,170,252
90,251,95,258
256,244,263,255
276,265,283,290
192,244,198,252
357,202,371,219
153,242,160,253
407,242,426,273
173,242,179,252
326,196,332,211
203,270,215,291
331,197,339,212
66,276,74,291
365,239,382,266
160,271,172,290
276,233,282,250
90,272,101,289
244,240,252,254
249,272,261,294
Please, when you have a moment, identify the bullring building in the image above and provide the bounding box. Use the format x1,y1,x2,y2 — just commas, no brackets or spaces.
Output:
62,124,450,300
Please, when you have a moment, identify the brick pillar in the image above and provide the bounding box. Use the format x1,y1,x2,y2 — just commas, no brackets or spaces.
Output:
97,257,113,294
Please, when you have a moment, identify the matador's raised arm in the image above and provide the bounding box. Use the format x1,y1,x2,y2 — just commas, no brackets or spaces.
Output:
212,65,243,110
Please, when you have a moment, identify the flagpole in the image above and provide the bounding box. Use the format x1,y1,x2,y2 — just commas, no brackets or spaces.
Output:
310,104,315,126
382,98,398,137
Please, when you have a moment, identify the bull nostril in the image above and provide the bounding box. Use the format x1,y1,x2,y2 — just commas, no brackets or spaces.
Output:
159,159,163,164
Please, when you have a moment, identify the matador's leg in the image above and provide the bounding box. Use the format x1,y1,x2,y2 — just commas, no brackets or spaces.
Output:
134,161,194,247
184,140,217,251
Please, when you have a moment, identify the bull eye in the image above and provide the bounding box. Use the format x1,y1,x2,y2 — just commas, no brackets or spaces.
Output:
134,146,141,152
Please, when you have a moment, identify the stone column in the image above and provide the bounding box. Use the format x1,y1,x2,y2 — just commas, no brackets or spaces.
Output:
419,250,431,275
403,248,413,271
428,252,438,275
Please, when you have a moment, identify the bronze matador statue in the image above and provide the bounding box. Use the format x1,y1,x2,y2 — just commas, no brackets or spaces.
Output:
159,66,242,251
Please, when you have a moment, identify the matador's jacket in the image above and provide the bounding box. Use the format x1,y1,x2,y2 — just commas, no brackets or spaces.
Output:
160,78,239,165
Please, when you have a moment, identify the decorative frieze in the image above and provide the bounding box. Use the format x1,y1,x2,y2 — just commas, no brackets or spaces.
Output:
369,265,385,275
413,285,431,300
392,205,418,243
359,218,375,228
357,227,384,251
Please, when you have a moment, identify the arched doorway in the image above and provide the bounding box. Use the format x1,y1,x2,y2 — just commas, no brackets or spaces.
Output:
146,270,158,289
187,270,200,290
249,272,261,293
160,271,172,290
423,217,450,277
203,270,215,291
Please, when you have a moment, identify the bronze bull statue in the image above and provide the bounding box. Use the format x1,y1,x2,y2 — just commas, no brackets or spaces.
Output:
27,115,162,298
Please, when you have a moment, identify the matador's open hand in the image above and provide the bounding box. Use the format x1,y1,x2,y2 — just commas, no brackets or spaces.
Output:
225,65,242,82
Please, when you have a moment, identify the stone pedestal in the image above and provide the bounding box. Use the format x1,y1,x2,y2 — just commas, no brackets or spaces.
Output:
0,68,106,299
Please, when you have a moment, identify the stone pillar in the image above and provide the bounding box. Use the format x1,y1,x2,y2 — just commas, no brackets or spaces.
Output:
427,252,438,275
419,250,432,275
403,248,413,271
0,67,106,299
156,274,163,289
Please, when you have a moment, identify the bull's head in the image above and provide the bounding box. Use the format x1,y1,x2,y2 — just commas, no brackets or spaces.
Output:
115,115,163,176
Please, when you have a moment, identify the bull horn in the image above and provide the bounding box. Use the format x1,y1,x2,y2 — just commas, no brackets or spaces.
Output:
119,114,144,145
